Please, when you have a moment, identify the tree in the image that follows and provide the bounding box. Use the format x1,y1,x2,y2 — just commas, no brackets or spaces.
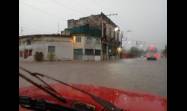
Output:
128,47,143,57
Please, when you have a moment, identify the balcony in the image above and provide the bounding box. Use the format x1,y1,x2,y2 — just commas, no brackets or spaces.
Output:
65,25,101,37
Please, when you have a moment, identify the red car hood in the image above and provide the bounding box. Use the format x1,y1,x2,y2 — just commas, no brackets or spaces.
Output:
19,83,167,111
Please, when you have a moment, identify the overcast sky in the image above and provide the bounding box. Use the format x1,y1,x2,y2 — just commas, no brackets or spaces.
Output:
19,0,167,50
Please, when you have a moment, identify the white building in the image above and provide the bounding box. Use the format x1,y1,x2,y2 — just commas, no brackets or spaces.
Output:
19,34,73,61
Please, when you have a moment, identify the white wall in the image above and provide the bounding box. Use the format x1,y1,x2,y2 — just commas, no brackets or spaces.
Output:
73,35,85,49
82,36,102,61
54,42,73,60
19,36,73,61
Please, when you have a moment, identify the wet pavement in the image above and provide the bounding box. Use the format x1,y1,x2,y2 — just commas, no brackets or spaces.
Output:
19,58,167,96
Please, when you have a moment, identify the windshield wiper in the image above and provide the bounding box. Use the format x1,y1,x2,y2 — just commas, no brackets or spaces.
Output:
20,96,77,111
19,73,67,104
19,67,123,111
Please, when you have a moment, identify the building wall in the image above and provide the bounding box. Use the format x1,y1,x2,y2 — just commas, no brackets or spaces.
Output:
48,42,73,60
70,14,120,61
19,36,73,61
72,35,101,61
73,35,85,49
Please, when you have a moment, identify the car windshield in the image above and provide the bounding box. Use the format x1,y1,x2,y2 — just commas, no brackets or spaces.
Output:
19,67,123,111
19,0,167,111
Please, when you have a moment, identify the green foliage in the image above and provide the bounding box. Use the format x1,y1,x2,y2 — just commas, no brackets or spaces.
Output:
128,47,144,57
48,52,55,61
34,52,44,61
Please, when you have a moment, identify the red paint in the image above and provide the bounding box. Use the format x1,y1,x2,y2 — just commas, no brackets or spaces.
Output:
19,83,167,111
146,53,150,58
154,53,160,59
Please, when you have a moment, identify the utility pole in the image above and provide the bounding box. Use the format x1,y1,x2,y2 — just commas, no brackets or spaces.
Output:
122,30,131,51
106,13,118,17
120,31,124,47
20,26,23,36
57,22,60,34
101,12,118,38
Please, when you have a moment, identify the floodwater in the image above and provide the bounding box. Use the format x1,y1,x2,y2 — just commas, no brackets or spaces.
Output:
19,58,167,96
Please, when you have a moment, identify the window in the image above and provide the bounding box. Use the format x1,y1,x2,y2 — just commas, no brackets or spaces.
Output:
74,49,83,55
76,36,81,43
85,49,94,55
95,50,101,55
48,46,55,53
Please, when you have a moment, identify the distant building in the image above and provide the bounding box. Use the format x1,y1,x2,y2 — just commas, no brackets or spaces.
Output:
19,12,121,61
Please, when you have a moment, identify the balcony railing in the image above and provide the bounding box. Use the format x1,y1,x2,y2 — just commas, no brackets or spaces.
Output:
65,25,101,37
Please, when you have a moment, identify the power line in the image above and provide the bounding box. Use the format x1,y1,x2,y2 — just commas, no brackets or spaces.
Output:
19,25,43,35
20,0,88,28
106,13,118,16
21,0,120,25
49,0,84,17
22,0,85,17
20,1,68,34
49,0,119,20
20,1,66,20
20,0,121,35
70,0,101,14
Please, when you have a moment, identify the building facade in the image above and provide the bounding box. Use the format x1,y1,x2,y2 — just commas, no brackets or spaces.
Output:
62,12,121,61
19,34,73,61
72,35,102,61
19,12,121,61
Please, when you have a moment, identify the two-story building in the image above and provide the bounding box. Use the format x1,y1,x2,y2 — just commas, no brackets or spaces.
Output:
62,12,121,61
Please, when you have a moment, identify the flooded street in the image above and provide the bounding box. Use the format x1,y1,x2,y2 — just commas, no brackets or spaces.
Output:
19,58,167,96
